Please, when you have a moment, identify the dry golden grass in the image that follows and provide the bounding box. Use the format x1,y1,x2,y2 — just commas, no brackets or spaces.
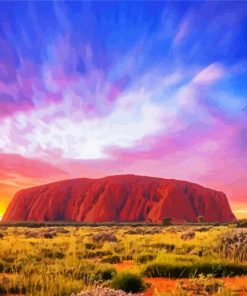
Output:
0,224,246,295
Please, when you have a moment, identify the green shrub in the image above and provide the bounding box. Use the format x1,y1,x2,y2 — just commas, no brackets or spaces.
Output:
54,251,65,259
86,250,112,258
151,243,175,252
41,248,54,258
142,262,247,278
162,217,171,226
197,216,205,223
136,254,156,264
111,272,146,293
84,242,103,250
0,260,13,273
84,242,96,250
95,267,117,281
101,255,121,264
163,244,175,252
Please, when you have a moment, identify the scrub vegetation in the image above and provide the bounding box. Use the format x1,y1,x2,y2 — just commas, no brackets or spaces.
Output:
0,221,246,295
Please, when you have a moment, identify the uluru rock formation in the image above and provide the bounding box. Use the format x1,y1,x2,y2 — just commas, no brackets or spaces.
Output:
2,174,236,223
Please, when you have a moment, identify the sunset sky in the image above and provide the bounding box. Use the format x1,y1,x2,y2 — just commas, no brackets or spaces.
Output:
0,1,247,219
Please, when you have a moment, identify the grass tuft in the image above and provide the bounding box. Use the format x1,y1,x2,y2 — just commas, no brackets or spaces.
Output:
111,272,146,293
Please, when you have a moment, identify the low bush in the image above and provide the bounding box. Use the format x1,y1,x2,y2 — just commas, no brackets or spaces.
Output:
64,264,117,283
176,245,195,255
136,254,156,264
0,260,13,273
142,262,247,278
162,217,171,226
101,255,121,264
217,229,247,262
40,248,53,258
143,228,161,234
123,255,133,260
180,231,196,240
124,228,144,235
14,259,28,272
40,248,65,259
85,250,112,258
237,220,247,228
194,226,212,232
124,227,161,235
197,215,205,223
0,277,27,295
111,272,146,293
189,250,203,257
95,267,117,281
92,232,117,242
150,243,175,252
84,243,96,250
114,246,125,253
52,227,70,234
2,257,15,263
25,230,57,239
43,232,54,239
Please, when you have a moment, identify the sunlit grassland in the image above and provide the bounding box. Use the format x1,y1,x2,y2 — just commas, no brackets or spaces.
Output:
0,223,246,295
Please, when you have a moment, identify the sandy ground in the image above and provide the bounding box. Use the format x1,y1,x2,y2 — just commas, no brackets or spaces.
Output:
144,277,247,296
113,261,247,296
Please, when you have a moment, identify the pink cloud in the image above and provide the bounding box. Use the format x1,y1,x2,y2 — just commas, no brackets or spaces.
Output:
0,153,66,180
193,63,226,85
173,17,190,46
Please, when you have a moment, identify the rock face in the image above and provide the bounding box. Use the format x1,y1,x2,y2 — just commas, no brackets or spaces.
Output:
2,174,236,223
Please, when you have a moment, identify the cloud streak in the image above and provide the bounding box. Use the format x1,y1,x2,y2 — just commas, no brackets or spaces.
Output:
0,1,247,217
